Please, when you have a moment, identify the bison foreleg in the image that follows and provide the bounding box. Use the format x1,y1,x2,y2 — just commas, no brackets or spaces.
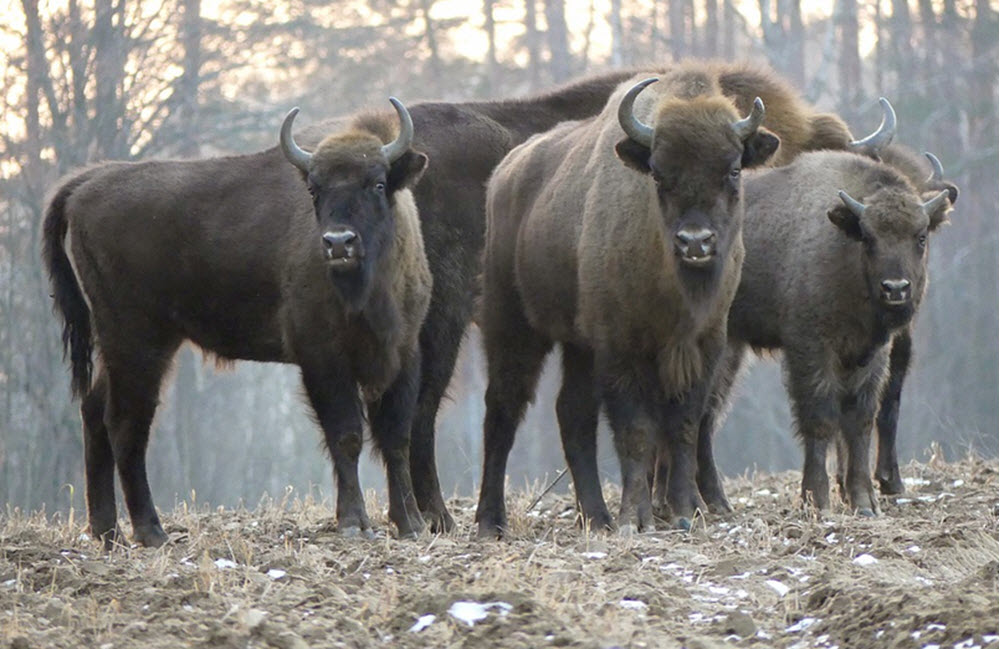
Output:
301,363,371,537
475,326,552,539
839,392,881,516
602,384,656,533
556,344,612,532
368,351,425,539
875,331,910,495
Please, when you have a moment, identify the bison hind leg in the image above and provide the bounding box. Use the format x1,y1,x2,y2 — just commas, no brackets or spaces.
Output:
81,370,122,549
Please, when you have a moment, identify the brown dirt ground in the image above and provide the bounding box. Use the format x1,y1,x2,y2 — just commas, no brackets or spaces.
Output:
2,453,997,649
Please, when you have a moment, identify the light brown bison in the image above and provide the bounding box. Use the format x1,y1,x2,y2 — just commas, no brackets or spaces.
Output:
42,99,432,546
478,60,854,537
706,149,953,514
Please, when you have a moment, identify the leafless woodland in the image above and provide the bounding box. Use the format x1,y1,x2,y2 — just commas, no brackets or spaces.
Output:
0,0,996,514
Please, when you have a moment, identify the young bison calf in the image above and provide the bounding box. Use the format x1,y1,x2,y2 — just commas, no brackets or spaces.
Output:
711,150,952,514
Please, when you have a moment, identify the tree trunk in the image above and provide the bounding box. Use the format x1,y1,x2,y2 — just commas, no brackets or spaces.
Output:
544,0,571,82
419,0,443,95
94,0,125,159
525,0,541,89
178,0,202,158
722,0,735,59
609,0,625,66
836,0,862,119
669,0,685,59
704,0,718,58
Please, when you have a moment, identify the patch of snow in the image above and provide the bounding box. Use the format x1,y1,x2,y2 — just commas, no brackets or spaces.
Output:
766,580,790,597
826,533,838,544
955,639,984,649
952,479,965,487
2,579,16,589
386,567,395,574
408,614,436,633
903,477,931,487
581,552,607,560
926,623,946,631
266,569,286,580
907,545,921,553
447,600,512,627
852,554,878,566
756,629,772,640
896,498,915,504
214,558,237,570
983,635,999,643
619,599,647,610
755,488,772,496
785,617,819,633
417,555,431,564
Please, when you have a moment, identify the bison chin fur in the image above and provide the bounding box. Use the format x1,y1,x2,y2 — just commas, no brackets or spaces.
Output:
329,225,393,316
675,256,727,315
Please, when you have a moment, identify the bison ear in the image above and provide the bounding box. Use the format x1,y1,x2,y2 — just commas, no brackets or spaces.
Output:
615,138,651,174
827,205,864,241
922,190,953,231
741,128,780,168
387,151,429,193
940,182,959,206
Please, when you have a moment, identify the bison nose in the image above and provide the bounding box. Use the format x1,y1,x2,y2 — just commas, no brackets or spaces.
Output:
880,278,910,304
675,228,717,266
322,229,362,267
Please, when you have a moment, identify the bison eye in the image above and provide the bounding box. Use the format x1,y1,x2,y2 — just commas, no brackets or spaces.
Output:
373,182,386,194
729,168,741,179
917,233,927,248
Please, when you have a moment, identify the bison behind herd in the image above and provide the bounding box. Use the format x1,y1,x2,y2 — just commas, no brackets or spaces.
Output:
41,60,958,548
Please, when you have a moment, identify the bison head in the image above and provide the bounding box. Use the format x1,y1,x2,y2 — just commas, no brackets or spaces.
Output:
828,186,952,326
614,78,779,280
280,99,427,312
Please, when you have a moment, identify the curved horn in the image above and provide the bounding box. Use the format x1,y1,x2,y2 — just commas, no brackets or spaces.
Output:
280,107,312,173
838,190,867,218
731,97,766,140
380,97,414,164
848,97,897,155
921,189,951,217
617,78,658,148
924,152,944,183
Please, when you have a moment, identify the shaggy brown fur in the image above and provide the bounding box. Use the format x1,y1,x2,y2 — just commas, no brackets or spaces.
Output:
706,150,952,514
43,109,431,547
476,68,784,538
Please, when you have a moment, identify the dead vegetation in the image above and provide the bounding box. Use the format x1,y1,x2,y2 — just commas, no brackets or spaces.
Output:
1,455,997,649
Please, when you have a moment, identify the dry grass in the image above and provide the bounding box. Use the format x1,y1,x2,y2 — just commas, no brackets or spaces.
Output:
1,456,997,649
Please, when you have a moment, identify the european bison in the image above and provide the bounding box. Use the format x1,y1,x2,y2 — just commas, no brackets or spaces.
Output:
706,149,953,514
475,62,900,538
476,68,785,537
860,148,959,495
42,99,432,546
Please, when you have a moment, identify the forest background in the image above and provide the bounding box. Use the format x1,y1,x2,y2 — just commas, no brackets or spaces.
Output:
1,0,996,514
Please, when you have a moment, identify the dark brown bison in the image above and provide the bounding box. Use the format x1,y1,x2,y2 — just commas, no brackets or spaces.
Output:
704,149,953,514
475,65,789,538
860,148,959,495
42,99,432,546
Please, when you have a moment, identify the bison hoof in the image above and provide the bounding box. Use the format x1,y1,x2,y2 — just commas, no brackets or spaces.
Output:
673,516,693,532
617,522,640,537
133,523,169,548
423,507,456,534
339,525,376,540
476,520,505,540
877,473,904,495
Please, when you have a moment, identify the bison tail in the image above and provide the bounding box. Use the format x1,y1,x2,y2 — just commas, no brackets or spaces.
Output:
41,172,94,398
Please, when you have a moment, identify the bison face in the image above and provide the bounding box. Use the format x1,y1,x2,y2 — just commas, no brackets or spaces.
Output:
280,101,427,313
614,82,778,277
828,186,952,325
